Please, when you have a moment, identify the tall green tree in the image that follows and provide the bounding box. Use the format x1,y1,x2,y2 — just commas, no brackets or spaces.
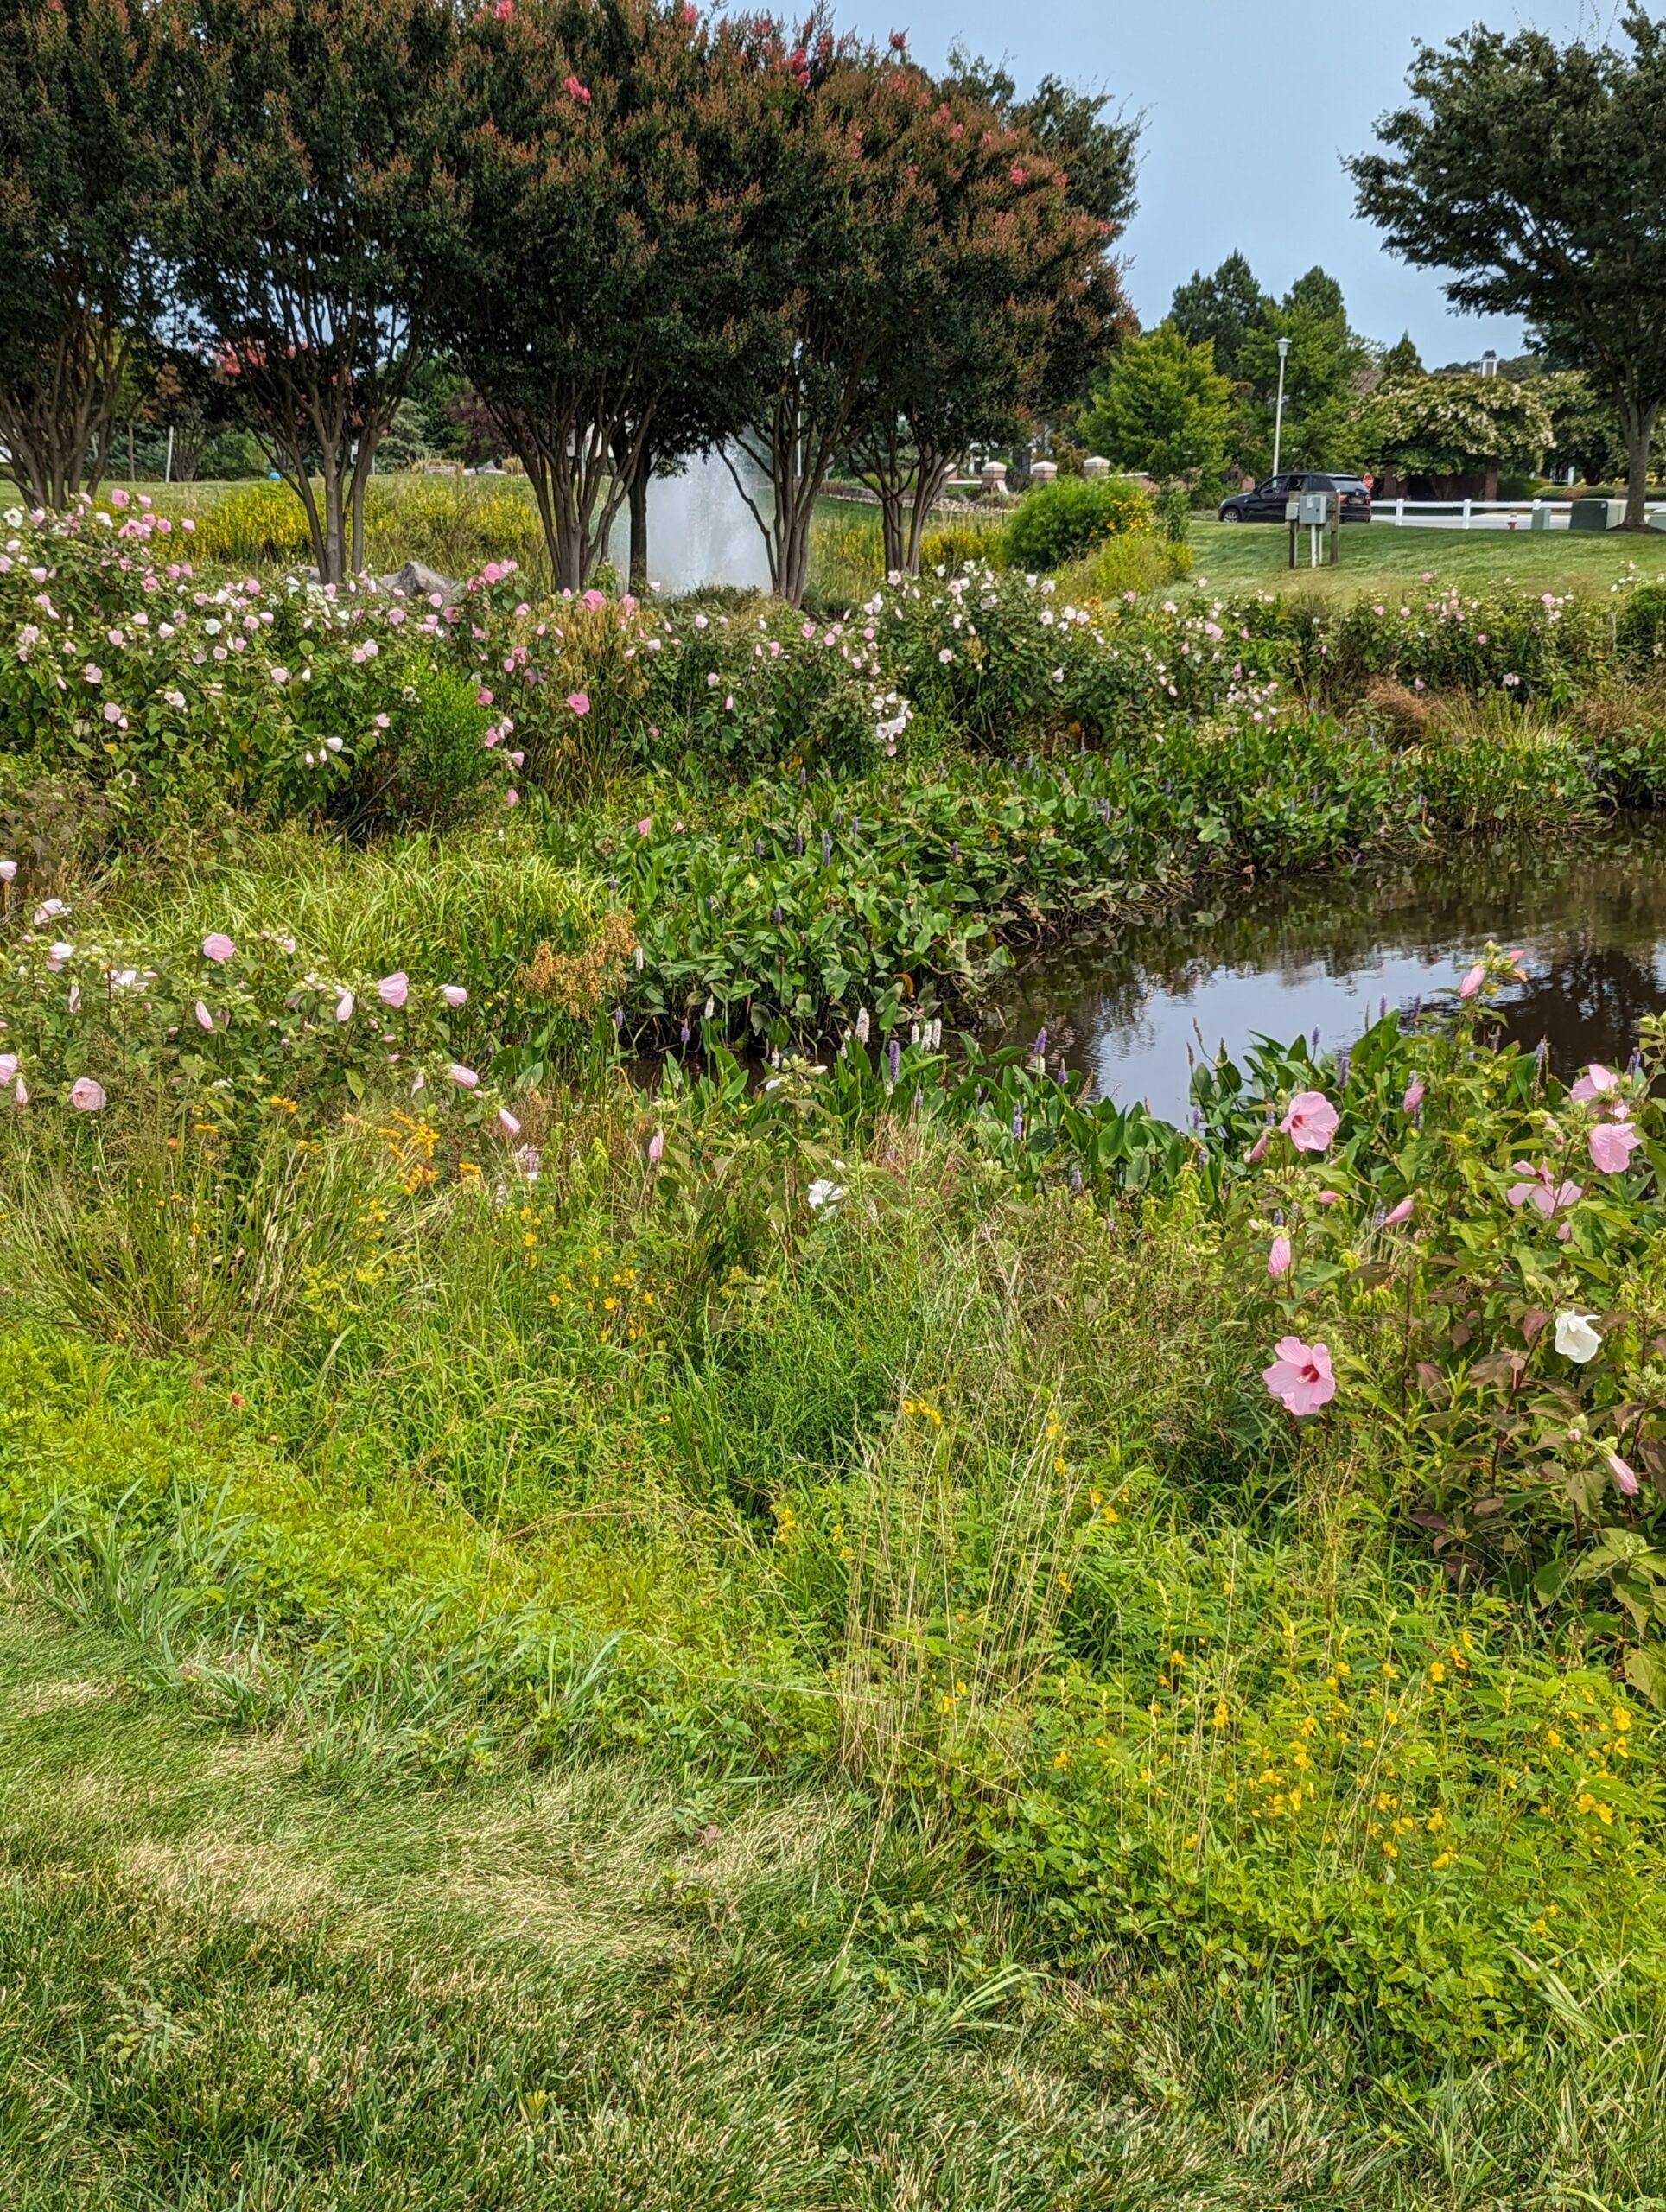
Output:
1351,10,1666,529
1077,322,1230,488
1168,253,1269,385
169,0,455,582
1235,268,1369,475
0,0,177,507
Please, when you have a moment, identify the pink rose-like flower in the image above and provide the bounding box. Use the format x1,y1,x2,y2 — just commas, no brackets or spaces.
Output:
566,690,590,717
1268,1233,1292,1278
194,1001,213,1031
448,1062,479,1089
201,931,236,963
377,971,409,1009
1570,1063,1618,1104
1280,1089,1339,1154
1402,1077,1425,1113
442,983,467,1008
1262,1335,1337,1418
68,1076,105,1111
1459,963,1486,1000
1383,1194,1415,1225
1590,1118,1644,1173
498,1107,521,1136
1507,1163,1583,1216
1607,1451,1642,1498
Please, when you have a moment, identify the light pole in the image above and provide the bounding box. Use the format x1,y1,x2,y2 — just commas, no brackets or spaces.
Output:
1271,336,1291,476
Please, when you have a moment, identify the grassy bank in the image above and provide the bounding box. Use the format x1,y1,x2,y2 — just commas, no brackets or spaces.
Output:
1187,515,1666,599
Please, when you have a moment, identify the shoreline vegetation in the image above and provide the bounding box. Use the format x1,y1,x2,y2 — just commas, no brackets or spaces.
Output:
9,486,1666,2204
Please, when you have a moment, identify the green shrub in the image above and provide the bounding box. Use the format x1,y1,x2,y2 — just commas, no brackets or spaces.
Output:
1065,531,1192,598
1004,475,1152,572
193,481,315,568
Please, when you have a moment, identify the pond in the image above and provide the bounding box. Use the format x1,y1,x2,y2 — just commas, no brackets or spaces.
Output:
986,817,1666,1122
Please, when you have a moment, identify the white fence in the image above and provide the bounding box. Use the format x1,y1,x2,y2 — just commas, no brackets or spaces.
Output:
1379,496,1666,531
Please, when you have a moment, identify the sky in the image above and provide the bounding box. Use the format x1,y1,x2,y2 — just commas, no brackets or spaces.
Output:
834,0,1626,360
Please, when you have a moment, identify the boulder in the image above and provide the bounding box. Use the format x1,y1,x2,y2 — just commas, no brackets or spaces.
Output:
374,559,460,601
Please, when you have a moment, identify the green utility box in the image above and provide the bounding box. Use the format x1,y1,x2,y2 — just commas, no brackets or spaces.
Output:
1570,497,1625,531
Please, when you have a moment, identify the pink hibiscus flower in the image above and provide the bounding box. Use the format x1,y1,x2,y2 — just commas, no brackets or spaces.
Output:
1262,1336,1337,1417
1279,1090,1339,1154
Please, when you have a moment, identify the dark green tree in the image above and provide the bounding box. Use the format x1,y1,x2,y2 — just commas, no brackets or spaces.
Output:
1381,332,1424,378
1168,252,1269,385
169,0,456,581
1351,10,1666,528
0,0,177,507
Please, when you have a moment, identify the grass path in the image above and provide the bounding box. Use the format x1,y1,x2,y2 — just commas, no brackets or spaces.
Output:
4,1590,1666,2209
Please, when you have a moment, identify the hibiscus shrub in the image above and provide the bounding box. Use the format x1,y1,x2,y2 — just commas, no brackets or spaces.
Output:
0,498,515,833
1185,947,1666,1689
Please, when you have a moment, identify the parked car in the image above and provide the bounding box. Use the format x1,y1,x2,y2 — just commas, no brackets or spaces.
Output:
1218,471,1372,524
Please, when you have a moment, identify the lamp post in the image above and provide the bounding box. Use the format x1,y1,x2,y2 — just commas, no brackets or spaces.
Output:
1271,336,1291,476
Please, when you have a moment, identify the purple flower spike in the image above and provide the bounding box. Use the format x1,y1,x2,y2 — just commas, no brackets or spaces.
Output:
1012,1107,1025,1139
888,1038,901,1084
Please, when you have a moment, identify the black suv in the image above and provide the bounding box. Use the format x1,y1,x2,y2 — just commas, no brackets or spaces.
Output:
1218,471,1372,524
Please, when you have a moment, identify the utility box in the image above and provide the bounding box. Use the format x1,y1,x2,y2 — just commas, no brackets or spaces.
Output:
1529,501,1552,531
1570,497,1625,531
1297,491,1331,525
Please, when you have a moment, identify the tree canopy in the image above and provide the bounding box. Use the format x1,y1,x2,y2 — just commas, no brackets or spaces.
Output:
1077,322,1230,487
1351,9,1666,526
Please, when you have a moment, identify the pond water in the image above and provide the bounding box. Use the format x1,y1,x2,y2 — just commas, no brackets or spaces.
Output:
986,817,1666,1122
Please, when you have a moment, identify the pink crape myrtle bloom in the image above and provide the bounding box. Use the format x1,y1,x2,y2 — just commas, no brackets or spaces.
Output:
1507,1162,1583,1216
68,1076,105,1111
1262,1336,1336,1417
1280,1089,1339,1154
1268,1233,1292,1278
200,932,236,963
1571,1063,1619,1104
378,971,410,1009
1590,1118,1644,1173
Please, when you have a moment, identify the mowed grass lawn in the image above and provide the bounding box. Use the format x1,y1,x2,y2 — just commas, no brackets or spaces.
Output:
5,1590,1663,2212
1187,516,1666,600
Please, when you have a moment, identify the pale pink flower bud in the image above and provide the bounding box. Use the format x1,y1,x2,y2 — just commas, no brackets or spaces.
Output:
442,984,467,1008
648,1128,665,1164
1268,1233,1292,1278
448,1062,479,1089
1459,963,1485,1000
1246,1129,1269,1164
1607,1451,1641,1497
377,971,409,1009
1402,1077,1424,1113
334,990,355,1023
1383,1194,1415,1225
498,1107,521,1135
194,1001,214,1031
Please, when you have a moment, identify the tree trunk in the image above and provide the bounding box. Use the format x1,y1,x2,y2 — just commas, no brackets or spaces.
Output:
1619,397,1660,530
627,444,650,592
876,487,906,579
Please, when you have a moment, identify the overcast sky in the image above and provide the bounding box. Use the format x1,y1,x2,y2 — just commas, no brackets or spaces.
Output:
833,0,1624,359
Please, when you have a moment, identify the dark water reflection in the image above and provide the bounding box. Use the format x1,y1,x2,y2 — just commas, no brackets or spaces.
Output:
989,818,1666,1122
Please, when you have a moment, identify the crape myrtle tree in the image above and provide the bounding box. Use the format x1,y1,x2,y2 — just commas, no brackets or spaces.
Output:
717,16,910,607
167,0,456,582
842,57,1122,577
0,0,177,508
442,0,785,594
1351,10,1666,530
